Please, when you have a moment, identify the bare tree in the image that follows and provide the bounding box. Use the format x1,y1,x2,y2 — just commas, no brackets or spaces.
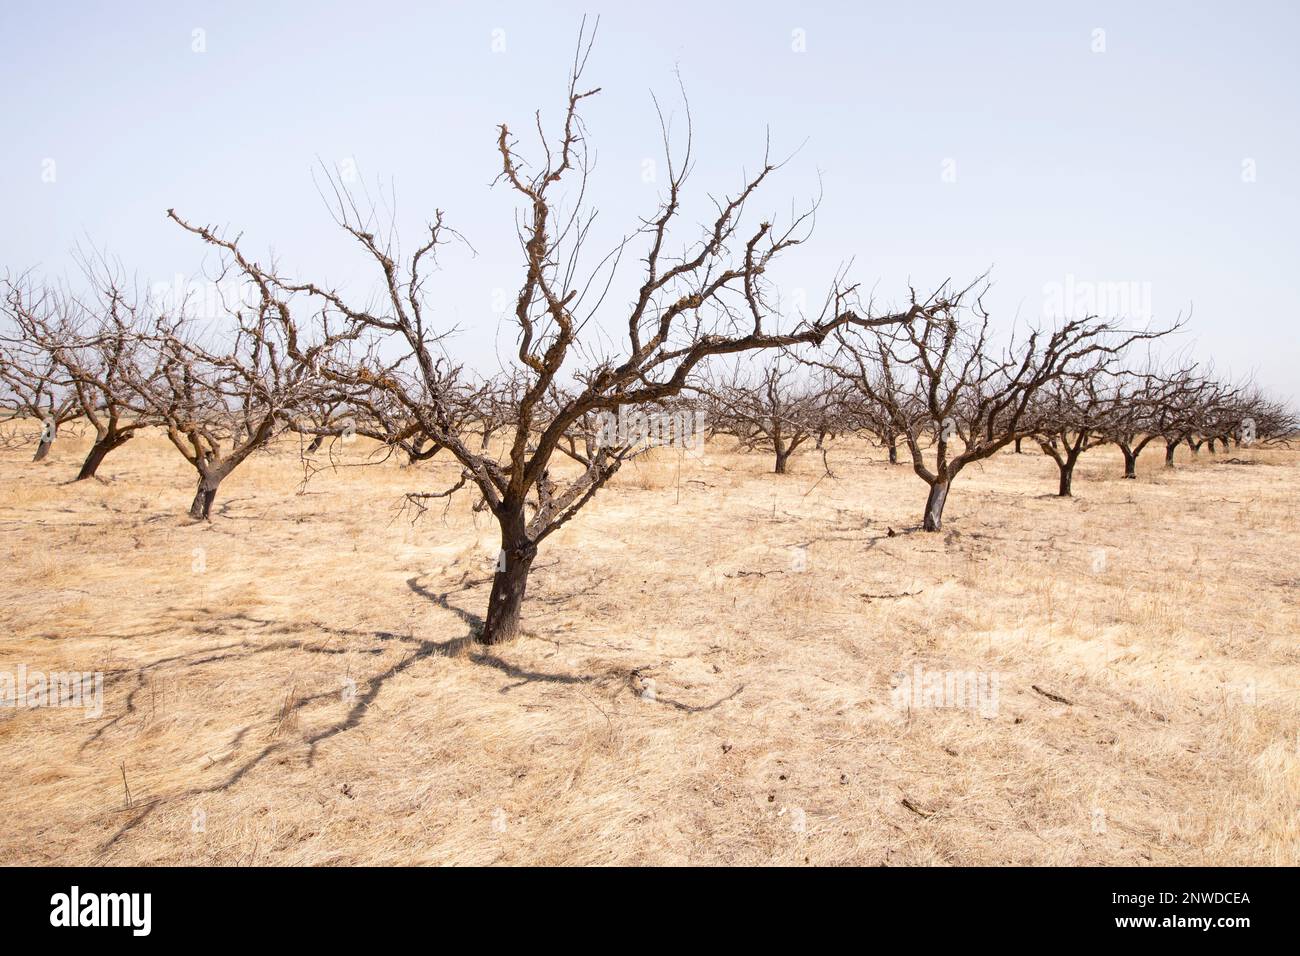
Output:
1099,365,1200,477
4,262,167,480
0,277,83,462
1153,368,1220,468
1231,388,1298,447
1186,382,1296,452
1029,374,1114,497
704,358,833,473
129,265,353,519
811,292,1170,530
839,380,904,463
166,25,942,641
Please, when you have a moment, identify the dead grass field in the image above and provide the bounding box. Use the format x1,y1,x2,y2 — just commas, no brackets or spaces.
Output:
0,426,1296,866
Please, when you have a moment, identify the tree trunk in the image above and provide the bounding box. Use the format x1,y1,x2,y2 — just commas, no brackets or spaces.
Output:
33,432,54,461
1057,458,1076,497
75,433,131,481
189,474,222,520
306,435,324,453
774,449,789,474
480,510,536,645
1164,441,1177,467
1014,437,1023,454
1121,447,1138,479
887,435,898,464
922,480,949,532
1207,438,1217,454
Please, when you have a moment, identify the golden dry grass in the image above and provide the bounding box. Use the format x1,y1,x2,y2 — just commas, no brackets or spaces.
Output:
0,425,1296,865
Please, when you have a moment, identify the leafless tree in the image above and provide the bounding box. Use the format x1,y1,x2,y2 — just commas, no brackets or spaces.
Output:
1029,374,1115,497
4,261,169,480
0,277,83,462
704,358,834,473
165,24,945,641
839,382,904,463
1152,368,1222,468
1232,388,1298,446
129,264,354,519
292,393,355,455
810,291,1171,529
1099,365,1201,477
1188,382,1295,452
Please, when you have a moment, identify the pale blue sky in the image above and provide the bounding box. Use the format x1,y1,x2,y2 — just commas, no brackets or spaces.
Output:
2,1,1297,399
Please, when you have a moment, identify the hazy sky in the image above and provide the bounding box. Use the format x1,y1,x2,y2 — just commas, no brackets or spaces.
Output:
2,1,1297,399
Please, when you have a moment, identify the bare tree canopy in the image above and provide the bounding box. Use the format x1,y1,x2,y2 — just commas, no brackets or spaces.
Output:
807,287,1176,530
163,23,955,641
702,358,839,474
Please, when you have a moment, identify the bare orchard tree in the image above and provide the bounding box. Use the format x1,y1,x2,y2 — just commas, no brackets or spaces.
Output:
292,392,355,455
129,269,352,519
703,358,834,473
166,27,944,641
291,371,477,469
1029,373,1115,497
812,376,856,451
811,291,1171,530
3,265,165,480
1099,365,1199,478
1179,376,1237,456
470,371,528,453
1153,368,1220,468
840,381,904,463
1193,383,1296,452
0,276,82,462
1232,387,1298,447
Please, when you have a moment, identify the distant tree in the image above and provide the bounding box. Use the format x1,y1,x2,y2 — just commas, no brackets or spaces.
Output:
1099,365,1200,477
1219,385,1296,450
705,359,834,473
129,268,353,519
810,291,1169,530
1029,375,1114,497
839,380,904,463
3,262,167,480
0,277,82,462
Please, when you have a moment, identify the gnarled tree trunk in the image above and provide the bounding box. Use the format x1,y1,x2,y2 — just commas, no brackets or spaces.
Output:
922,480,950,532
480,505,536,645
33,428,54,462
1121,446,1138,479
1057,457,1077,497
189,472,224,520
1164,440,1177,467
774,444,790,474
75,431,132,481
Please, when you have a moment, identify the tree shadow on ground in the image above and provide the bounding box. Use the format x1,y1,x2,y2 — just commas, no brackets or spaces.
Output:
83,608,475,854
86,571,738,855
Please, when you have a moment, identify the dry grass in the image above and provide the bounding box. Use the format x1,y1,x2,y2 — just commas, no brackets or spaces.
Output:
0,426,1296,865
